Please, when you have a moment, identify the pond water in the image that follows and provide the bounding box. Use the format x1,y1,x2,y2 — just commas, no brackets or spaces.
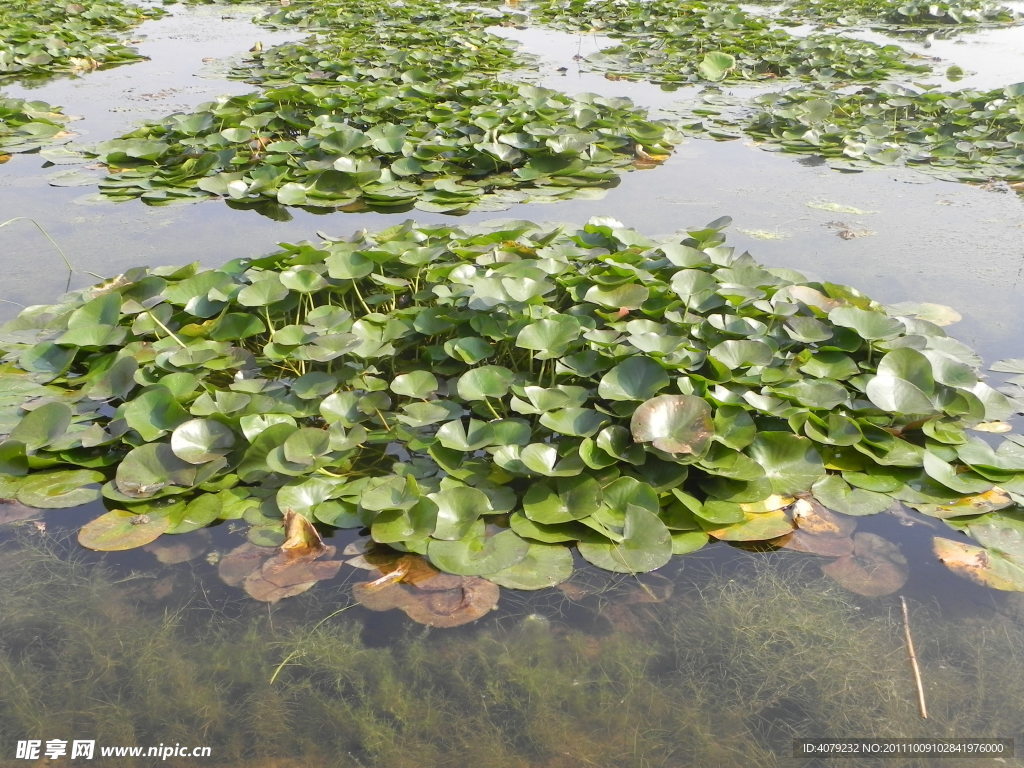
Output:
2,3,1024,767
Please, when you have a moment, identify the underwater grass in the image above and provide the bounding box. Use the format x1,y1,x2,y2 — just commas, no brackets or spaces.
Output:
2,532,1023,767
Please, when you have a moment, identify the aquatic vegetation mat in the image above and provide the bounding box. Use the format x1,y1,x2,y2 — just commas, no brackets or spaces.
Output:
232,0,528,86
89,79,678,211
0,97,71,155
691,82,1024,189
2,537,1023,767
234,26,527,87
2,218,1024,596
0,0,162,80
257,0,519,33
528,0,930,85
754,0,1021,30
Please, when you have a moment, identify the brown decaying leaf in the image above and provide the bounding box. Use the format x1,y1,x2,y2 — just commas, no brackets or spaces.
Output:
144,530,211,564
218,531,343,603
620,573,674,604
0,154,12,165
244,545,343,603
280,509,326,557
360,548,455,587
932,537,1024,591
790,497,856,537
218,542,275,587
821,532,908,597
774,529,855,557
353,574,500,628
0,498,42,525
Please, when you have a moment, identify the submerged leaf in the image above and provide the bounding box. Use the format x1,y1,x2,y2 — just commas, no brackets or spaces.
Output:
821,532,907,596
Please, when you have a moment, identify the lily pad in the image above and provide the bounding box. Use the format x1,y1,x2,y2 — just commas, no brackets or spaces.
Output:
79,509,172,551
933,536,1024,592
16,469,104,508
630,395,714,455
484,542,574,590
821,532,908,597
577,506,673,573
353,575,500,627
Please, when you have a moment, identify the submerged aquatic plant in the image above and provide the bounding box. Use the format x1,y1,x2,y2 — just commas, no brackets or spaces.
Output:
0,97,71,155
2,534,1022,767
1,217,1024,594
530,0,930,85
0,0,162,80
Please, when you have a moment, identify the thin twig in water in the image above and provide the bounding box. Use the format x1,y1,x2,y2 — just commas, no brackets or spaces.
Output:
900,595,928,718
0,216,76,273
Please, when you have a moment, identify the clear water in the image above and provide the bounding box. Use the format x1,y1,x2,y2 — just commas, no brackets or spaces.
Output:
2,5,1024,767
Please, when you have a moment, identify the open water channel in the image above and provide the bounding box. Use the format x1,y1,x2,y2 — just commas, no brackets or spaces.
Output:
2,2,1024,766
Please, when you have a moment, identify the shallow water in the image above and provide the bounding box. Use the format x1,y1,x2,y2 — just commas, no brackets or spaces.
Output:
2,3,1024,767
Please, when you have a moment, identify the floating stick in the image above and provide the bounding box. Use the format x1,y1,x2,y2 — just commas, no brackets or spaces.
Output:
900,595,928,719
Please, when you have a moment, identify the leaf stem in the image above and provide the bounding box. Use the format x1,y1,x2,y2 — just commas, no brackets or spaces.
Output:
146,311,187,349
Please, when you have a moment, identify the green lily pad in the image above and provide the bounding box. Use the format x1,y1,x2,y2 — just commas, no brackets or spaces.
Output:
747,433,826,495
15,469,104,508
79,509,172,551
428,526,530,576
9,401,72,451
598,357,670,401
577,506,673,573
934,536,1024,591
170,419,236,464
485,541,574,589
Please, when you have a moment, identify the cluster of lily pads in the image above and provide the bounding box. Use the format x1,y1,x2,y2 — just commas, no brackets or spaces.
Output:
0,0,162,80
529,0,930,85
256,0,519,33
758,0,1020,29
243,0,527,82
0,96,70,155
80,0,677,212
233,26,526,88
683,82,1024,188
90,80,678,211
2,218,1024,594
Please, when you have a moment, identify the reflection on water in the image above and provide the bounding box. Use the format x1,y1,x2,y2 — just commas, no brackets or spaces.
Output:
1,528,1023,768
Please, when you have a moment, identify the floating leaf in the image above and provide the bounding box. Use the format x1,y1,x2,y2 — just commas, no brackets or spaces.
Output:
428,526,530,576
170,419,236,464
703,509,794,541
598,357,670,401
577,506,673,573
933,537,1024,591
630,395,714,455
9,401,72,451
79,509,172,551
280,510,326,557
485,542,573,590
16,470,104,508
